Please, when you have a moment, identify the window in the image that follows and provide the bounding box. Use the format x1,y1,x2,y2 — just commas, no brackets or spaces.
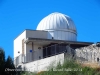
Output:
97,58,99,62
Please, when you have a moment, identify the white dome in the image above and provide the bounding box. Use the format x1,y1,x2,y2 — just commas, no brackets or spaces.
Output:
36,12,77,32
36,12,77,41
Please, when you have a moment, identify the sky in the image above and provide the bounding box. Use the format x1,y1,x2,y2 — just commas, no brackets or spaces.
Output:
0,0,100,58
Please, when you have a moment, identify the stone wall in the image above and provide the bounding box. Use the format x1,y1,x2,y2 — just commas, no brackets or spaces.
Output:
75,44,100,64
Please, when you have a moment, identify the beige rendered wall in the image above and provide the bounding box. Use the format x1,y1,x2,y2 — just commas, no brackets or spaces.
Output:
26,44,43,62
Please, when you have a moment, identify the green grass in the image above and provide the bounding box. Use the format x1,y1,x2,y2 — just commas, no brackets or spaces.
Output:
21,58,100,75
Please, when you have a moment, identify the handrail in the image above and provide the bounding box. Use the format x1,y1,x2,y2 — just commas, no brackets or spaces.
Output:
14,44,75,67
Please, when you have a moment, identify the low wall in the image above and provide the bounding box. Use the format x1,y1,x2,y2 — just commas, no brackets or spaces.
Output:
23,53,64,72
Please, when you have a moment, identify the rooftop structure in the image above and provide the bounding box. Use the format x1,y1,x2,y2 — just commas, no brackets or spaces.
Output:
37,12,77,41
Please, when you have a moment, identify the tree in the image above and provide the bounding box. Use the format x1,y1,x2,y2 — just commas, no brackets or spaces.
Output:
0,48,16,75
5,56,16,75
0,48,5,74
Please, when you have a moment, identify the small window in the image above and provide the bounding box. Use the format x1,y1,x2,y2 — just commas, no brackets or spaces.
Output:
18,51,20,53
52,37,54,39
39,56,41,59
97,58,99,62
38,47,41,50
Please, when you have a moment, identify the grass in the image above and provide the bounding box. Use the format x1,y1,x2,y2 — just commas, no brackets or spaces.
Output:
21,58,100,75
81,62,100,68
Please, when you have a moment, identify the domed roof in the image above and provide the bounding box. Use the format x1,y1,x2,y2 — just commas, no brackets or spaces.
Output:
36,12,77,32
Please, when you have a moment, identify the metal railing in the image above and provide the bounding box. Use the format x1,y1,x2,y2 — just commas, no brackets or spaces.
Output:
14,54,26,67
14,44,75,67
14,52,34,67
14,51,65,67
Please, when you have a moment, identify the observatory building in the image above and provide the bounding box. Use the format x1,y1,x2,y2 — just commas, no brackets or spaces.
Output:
14,12,93,72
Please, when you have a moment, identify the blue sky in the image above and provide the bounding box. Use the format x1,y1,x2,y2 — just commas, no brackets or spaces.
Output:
0,0,100,58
